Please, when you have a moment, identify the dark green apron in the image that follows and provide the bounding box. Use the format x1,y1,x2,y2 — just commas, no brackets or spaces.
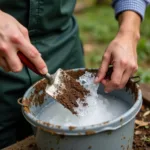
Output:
0,0,84,148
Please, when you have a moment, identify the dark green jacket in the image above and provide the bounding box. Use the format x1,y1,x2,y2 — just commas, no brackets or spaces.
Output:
0,0,84,148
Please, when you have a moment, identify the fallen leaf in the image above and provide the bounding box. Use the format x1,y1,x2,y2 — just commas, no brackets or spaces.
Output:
141,136,150,142
143,111,150,117
135,120,149,129
135,130,142,135
145,125,149,129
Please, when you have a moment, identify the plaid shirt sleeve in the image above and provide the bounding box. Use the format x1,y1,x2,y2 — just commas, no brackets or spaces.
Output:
112,0,150,20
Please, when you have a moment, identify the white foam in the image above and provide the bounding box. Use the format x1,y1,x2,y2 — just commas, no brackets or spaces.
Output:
36,72,130,126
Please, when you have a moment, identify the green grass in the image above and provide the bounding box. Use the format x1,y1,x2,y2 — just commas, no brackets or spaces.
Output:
75,5,150,83
77,5,118,43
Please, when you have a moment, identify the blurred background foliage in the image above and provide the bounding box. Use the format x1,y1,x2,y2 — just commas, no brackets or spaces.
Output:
75,0,150,83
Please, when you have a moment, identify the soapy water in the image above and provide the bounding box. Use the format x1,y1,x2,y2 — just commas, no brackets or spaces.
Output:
36,72,130,126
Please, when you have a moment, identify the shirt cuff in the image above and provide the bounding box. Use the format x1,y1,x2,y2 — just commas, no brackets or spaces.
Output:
112,0,147,20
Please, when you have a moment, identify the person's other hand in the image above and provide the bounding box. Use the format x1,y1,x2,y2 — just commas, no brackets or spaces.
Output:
95,11,141,93
95,32,139,93
0,10,48,74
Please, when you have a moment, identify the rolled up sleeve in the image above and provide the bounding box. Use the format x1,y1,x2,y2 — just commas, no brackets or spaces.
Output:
112,0,150,20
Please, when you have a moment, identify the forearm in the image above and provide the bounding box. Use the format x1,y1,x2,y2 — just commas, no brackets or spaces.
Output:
96,10,141,92
117,11,141,42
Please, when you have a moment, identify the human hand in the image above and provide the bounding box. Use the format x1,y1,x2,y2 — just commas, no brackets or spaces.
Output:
0,10,48,74
95,11,141,93
95,32,139,93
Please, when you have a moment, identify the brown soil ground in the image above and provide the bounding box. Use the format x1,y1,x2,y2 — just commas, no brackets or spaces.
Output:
133,105,150,150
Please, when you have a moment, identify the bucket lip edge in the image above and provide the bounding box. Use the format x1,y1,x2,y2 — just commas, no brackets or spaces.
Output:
22,68,142,134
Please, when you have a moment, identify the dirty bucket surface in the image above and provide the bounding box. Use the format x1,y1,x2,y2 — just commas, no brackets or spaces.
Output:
36,71,131,127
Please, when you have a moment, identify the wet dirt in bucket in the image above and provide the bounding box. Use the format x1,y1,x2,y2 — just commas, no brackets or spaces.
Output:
52,71,90,114
25,70,90,114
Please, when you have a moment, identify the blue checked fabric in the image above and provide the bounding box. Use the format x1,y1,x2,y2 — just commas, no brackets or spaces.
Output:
112,0,150,19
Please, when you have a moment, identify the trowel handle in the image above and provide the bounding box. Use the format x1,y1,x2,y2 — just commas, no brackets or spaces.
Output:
17,51,42,76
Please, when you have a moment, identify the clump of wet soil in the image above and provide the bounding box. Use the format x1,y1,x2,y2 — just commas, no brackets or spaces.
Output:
54,71,90,114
